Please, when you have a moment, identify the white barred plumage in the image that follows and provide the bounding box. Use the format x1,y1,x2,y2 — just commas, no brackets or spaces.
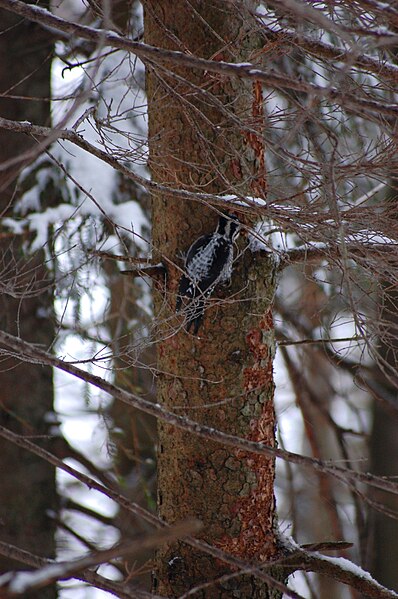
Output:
176,213,240,334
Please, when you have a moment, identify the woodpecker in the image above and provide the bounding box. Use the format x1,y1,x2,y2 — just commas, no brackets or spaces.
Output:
176,213,241,334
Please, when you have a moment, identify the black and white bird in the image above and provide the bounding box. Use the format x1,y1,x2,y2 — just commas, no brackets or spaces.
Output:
176,213,241,334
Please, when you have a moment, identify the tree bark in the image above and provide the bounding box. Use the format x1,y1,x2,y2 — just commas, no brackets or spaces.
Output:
368,263,398,592
145,1,283,596
369,399,398,592
0,5,57,597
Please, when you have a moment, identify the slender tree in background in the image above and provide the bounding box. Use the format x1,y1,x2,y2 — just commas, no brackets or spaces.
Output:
368,183,398,590
1,1,398,598
98,1,158,586
0,5,57,598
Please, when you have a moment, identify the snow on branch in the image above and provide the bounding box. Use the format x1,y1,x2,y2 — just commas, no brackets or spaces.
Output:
0,543,149,599
281,536,398,599
0,521,200,597
279,240,398,266
0,427,303,598
1,116,396,282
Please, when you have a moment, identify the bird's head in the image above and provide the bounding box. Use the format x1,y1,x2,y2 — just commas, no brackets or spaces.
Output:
217,213,241,241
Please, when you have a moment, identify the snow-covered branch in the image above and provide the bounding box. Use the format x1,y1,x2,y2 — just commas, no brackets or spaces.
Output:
281,537,398,599
1,410,397,599
279,241,398,266
0,521,200,597
0,426,301,599
0,116,238,211
0,542,152,599
2,115,397,286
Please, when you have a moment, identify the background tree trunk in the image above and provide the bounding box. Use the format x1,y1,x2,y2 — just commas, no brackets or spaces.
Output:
369,398,398,592
145,1,283,596
368,190,398,592
0,6,57,597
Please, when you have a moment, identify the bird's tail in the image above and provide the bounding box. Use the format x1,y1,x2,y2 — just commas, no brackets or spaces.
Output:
184,298,205,335
176,277,195,313
175,295,182,313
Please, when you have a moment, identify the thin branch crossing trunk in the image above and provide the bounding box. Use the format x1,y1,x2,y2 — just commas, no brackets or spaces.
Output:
145,1,284,596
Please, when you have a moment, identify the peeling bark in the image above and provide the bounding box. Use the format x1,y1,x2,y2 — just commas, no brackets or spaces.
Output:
145,1,284,596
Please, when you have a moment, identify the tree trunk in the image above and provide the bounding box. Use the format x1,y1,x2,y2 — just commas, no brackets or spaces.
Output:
368,264,398,592
104,217,157,589
145,1,283,596
0,6,57,597
369,399,398,592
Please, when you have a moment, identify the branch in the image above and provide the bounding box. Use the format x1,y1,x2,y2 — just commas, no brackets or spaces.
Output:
277,335,365,347
0,425,301,598
87,250,146,263
0,521,200,597
63,498,114,526
0,420,394,599
0,329,397,498
358,0,398,27
120,265,167,278
87,249,167,277
282,540,398,599
260,0,355,44
0,542,158,599
278,242,398,266
1,116,396,253
0,1,397,122
0,116,249,216
258,23,398,83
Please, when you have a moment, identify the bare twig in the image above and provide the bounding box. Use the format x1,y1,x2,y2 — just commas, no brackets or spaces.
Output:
0,542,159,599
0,521,201,597
0,420,395,599
256,23,398,83
0,329,397,497
0,0,397,126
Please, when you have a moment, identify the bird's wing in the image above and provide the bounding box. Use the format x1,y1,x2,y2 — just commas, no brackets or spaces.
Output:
176,236,213,307
186,237,230,292
184,234,212,264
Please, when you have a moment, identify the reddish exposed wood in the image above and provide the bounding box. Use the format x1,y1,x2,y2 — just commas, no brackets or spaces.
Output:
145,1,282,595
221,309,277,561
